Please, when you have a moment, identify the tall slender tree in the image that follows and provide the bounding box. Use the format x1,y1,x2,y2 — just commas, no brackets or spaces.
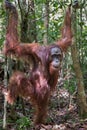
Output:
71,5,87,117
18,0,37,42
43,0,49,45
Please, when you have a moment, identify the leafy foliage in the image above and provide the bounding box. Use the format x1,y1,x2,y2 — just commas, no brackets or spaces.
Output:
0,0,87,129
0,2,6,48
16,117,32,130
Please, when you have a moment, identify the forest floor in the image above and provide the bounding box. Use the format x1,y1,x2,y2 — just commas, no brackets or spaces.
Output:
0,84,87,130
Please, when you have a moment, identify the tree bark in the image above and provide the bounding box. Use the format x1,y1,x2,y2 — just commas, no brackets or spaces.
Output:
43,0,49,45
71,9,87,117
3,58,8,129
18,0,37,42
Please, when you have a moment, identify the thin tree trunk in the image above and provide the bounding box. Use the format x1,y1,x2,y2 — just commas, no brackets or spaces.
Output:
43,0,49,45
71,9,87,117
18,0,37,43
3,58,8,129
28,0,37,42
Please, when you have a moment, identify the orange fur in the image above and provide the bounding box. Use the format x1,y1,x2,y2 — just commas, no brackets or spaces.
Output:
3,1,72,126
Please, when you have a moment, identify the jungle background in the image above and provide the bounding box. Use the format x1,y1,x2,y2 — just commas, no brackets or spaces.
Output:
0,0,87,130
